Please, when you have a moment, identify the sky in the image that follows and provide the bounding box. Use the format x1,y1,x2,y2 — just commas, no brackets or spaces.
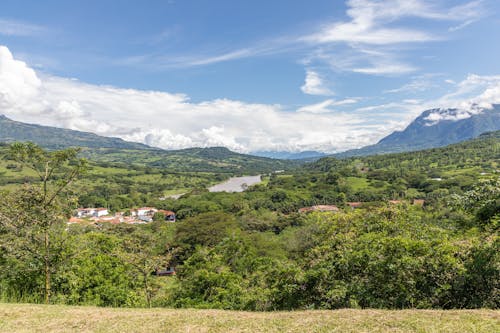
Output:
0,0,499,153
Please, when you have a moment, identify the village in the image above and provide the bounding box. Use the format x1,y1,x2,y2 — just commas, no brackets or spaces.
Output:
68,199,425,225
68,207,176,225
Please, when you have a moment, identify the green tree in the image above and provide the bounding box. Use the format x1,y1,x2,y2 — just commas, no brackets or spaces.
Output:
0,142,86,303
118,230,171,307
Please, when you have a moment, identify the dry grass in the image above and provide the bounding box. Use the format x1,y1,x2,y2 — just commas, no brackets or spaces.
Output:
0,303,498,333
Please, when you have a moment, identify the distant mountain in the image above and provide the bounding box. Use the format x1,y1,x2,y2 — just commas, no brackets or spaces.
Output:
0,115,297,173
80,146,301,174
0,115,151,150
252,150,327,160
335,104,500,158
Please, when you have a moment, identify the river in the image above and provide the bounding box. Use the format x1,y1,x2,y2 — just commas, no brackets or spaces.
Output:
208,175,262,193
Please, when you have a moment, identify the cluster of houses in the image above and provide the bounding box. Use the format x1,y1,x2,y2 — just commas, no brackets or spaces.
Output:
69,207,176,225
298,199,425,214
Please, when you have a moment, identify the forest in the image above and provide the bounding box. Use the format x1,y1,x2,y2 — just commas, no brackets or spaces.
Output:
0,131,498,310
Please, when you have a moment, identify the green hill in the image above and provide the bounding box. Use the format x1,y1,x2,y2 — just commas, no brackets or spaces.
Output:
79,146,297,174
0,115,151,150
0,116,296,174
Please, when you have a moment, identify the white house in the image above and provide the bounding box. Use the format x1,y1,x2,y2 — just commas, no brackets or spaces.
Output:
95,208,109,217
136,207,158,216
76,207,109,218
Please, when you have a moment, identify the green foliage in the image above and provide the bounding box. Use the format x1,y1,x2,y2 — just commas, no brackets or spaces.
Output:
0,134,499,310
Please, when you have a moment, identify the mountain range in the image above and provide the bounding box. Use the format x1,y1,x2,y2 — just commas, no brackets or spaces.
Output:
0,115,295,173
334,104,500,158
1,104,499,163
0,115,150,150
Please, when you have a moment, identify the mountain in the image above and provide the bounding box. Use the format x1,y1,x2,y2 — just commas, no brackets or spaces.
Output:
0,115,297,174
335,104,500,158
251,150,327,160
0,115,151,150
79,146,301,173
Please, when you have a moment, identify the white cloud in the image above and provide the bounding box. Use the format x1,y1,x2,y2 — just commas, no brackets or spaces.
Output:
300,70,333,96
297,98,359,114
0,46,41,107
305,0,483,45
353,63,417,75
423,106,485,125
0,18,46,37
385,74,441,93
109,1,484,80
357,73,500,127
0,45,379,153
297,99,337,114
301,0,484,76
2,45,498,154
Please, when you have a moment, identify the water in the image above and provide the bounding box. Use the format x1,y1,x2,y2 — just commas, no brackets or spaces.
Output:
208,175,262,193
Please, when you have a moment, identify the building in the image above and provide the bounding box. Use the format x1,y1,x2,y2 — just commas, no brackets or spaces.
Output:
76,207,109,218
158,210,176,222
135,207,158,216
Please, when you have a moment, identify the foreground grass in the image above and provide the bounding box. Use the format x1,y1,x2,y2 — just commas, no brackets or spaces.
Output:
0,304,499,333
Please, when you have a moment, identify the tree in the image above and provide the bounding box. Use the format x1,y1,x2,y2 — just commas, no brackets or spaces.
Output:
0,142,86,303
117,230,171,307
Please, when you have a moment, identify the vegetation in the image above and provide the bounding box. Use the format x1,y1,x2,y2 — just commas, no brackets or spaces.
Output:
1,304,499,333
78,146,299,174
0,132,498,311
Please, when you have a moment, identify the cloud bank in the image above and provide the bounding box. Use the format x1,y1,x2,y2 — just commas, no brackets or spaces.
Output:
0,46,379,153
1,46,499,154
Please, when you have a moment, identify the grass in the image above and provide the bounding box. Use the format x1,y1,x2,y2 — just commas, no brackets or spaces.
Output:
0,304,498,333
346,176,370,191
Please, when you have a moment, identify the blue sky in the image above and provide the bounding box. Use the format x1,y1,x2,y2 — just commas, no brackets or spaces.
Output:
0,0,499,153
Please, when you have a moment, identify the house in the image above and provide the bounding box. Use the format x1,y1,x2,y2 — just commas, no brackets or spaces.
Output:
135,207,158,216
138,215,153,223
95,208,109,217
76,207,109,218
158,210,176,222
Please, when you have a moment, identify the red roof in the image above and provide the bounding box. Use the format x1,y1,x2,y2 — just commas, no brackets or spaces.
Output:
158,210,175,215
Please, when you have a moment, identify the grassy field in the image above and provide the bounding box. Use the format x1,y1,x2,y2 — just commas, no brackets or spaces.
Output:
0,304,498,333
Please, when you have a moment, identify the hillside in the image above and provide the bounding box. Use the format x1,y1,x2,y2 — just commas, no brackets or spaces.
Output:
335,104,500,158
251,150,327,160
79,146,298,174
0,304,498,333
0,116,296,174
0,115,151,150
309,130,500,174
